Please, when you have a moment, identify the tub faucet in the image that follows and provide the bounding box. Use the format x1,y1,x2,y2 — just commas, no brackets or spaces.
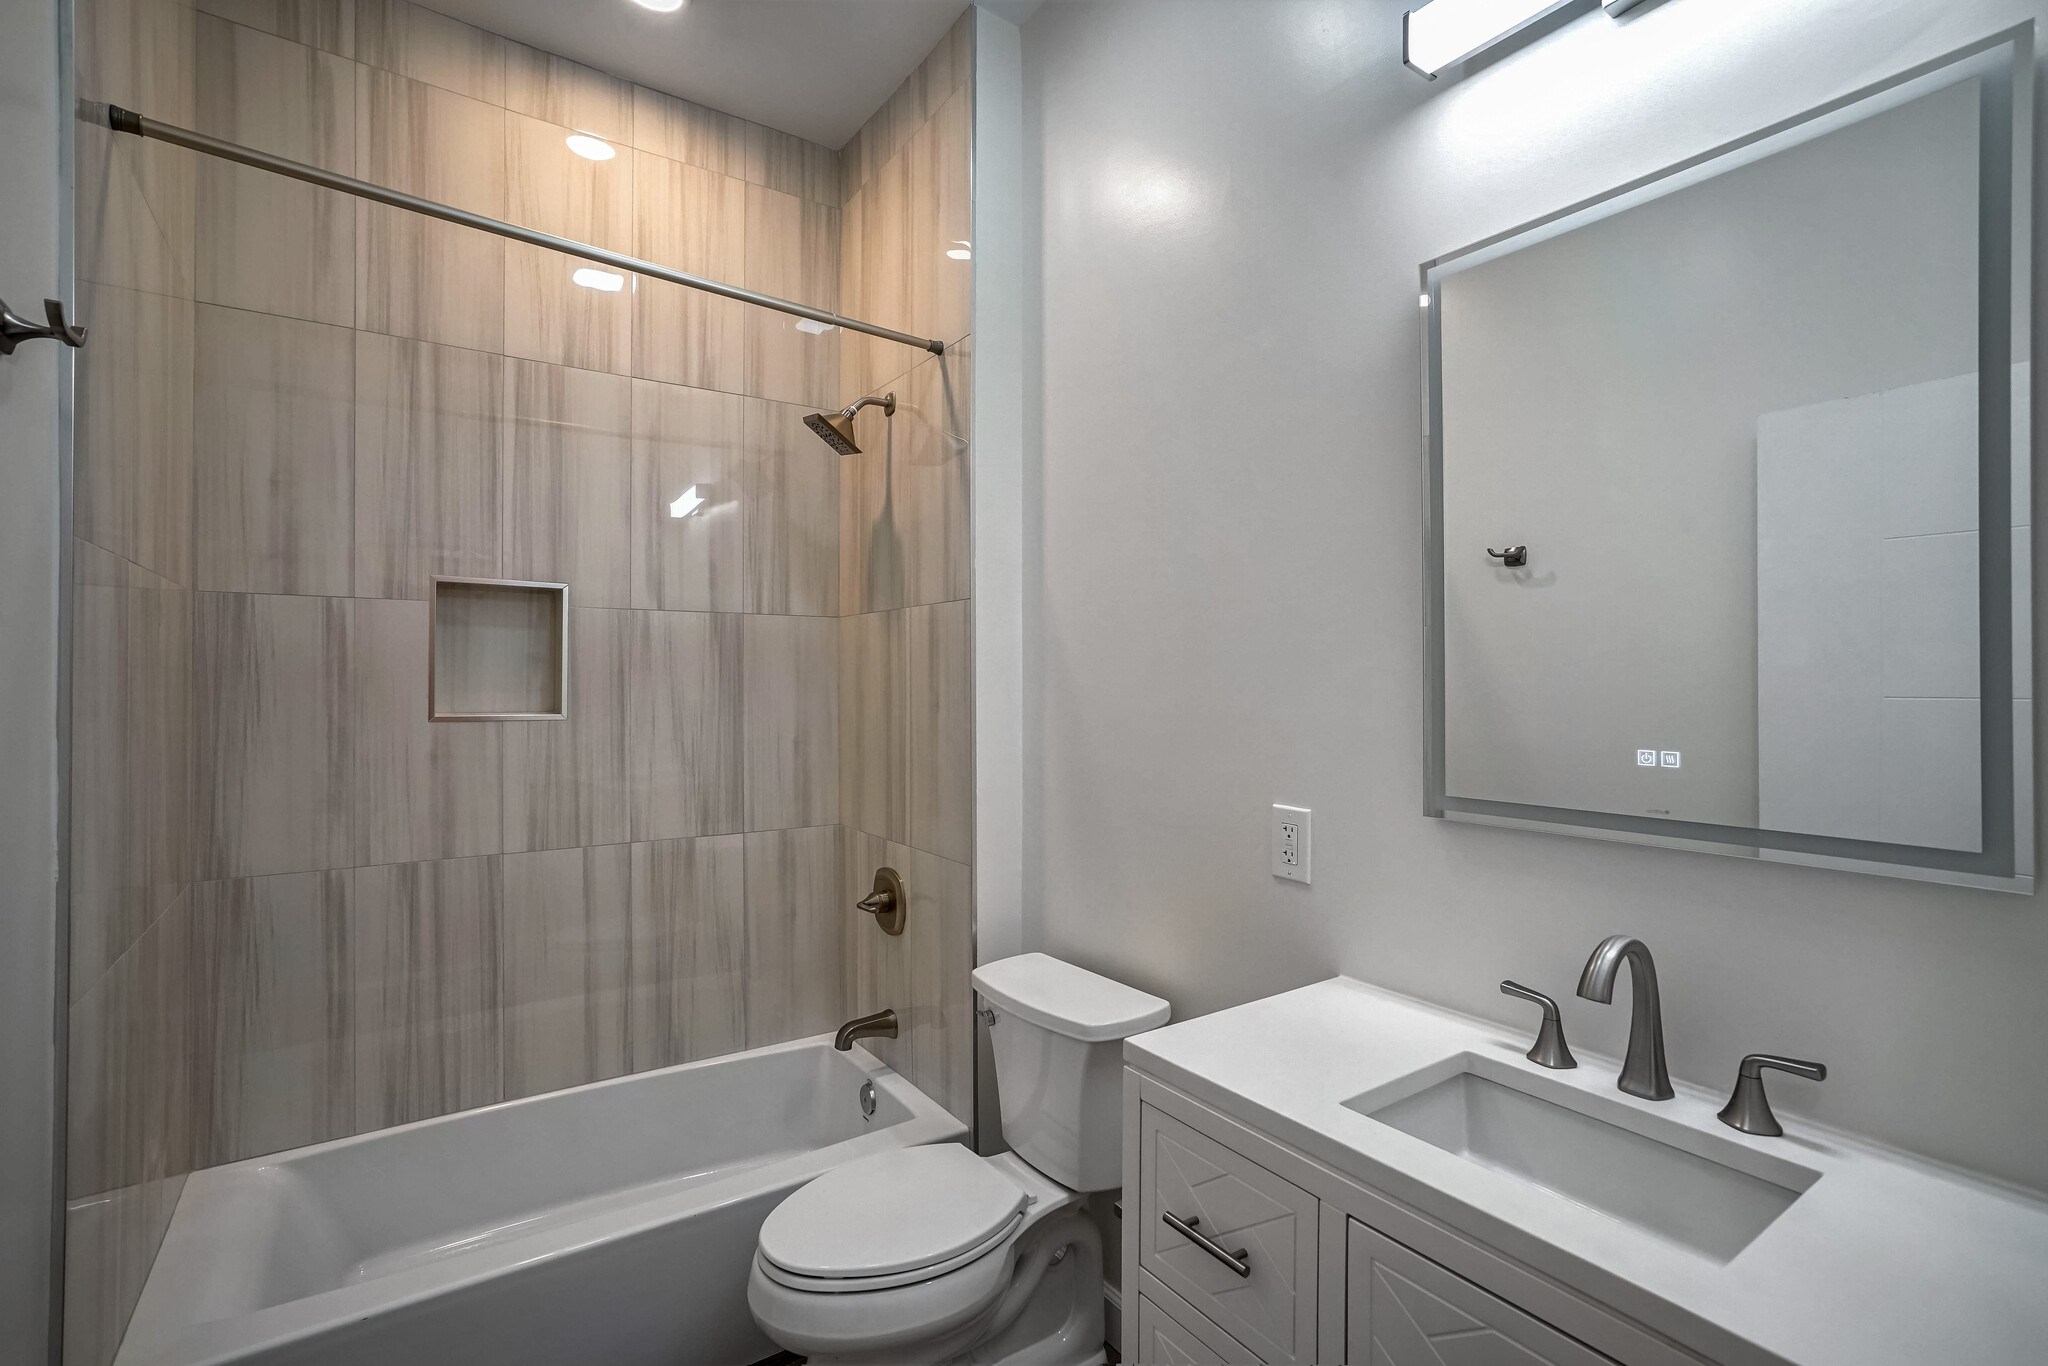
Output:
834,1009,898,1051
1576,935,1673,1100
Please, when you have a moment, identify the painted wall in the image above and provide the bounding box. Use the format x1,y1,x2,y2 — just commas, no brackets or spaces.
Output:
0,0,64,1358
1021,0,2048,1195
62,1,973,1359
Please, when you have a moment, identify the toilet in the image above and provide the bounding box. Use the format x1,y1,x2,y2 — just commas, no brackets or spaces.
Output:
747,953,1170,1366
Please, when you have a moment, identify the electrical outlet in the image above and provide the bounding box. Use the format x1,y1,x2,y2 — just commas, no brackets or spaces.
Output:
1271,804,1311,884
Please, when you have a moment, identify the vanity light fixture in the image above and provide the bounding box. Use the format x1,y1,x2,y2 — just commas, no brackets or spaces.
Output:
632,0,685,12
669,486,706,518
566,133,616,161
571,267,626,292
1403,0,1579,78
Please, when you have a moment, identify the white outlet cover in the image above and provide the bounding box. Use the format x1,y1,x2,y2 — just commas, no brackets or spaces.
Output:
1271,804,1311,884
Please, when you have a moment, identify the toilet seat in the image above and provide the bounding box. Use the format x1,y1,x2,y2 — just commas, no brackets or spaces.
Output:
758,1145,1030,1292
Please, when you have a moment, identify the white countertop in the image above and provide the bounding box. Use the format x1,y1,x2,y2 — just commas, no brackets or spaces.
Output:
1124,977,2048,1366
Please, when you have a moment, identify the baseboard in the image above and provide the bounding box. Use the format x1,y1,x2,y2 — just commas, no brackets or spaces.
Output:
1103,1282,1123,1356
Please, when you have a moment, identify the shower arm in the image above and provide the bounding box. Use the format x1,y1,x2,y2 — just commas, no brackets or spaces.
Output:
98,103,946,358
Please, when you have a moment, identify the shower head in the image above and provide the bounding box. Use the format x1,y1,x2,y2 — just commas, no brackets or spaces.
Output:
803,392,895,455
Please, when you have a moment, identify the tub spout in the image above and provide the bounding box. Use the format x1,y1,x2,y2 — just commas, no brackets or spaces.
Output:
834,1009,898,1051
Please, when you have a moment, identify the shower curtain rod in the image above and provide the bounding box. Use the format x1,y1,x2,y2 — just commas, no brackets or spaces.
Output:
101,103,946,356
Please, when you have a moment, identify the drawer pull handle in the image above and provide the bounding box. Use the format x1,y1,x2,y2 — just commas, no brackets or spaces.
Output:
1162,1211,1251,1278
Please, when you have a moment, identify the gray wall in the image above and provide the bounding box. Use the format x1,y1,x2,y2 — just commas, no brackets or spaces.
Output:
1021,0,2048,1193
1441,77,1980,825
0,0,63,1356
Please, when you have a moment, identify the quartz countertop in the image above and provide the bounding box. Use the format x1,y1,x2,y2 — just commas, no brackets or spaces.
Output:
1124,977,2048,1366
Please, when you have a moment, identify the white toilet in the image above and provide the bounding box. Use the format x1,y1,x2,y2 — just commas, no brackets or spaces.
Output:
747,953,1169,1366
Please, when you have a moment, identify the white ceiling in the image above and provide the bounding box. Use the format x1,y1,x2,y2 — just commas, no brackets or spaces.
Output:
422,0,976,148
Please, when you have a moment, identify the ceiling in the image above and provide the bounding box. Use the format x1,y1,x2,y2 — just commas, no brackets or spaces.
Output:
422,0,982,148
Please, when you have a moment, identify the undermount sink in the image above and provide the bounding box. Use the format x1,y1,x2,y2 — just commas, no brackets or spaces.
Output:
1346,1055,1820,1263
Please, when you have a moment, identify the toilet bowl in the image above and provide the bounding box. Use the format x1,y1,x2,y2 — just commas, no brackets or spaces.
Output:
747,954,1169,1366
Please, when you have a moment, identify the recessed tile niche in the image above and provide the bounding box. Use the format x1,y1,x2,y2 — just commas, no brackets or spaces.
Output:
430,577,568,720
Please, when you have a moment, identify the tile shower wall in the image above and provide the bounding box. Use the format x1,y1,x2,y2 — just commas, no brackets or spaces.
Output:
836,14,978,1124
61,2,974,1361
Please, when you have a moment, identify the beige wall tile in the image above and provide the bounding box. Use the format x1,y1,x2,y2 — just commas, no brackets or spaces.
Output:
77,0,196,124
836,182,871,409
844,833,972,1122
743,825,846,1046
632,152,745,393
76,120,193,300
193,305,355,595
502,359,634,606
502,606,630,851
742,614,838,832
630,86,747,177
629,379,745,612
504,42,629,143
741,399,838,617
907,88,972,350
895,343,973,606
356,0,502,102
837,413,899,616
860,154,910,358
186,871,354,1165
355,598,503,866
75,283,193,584
627,610,743,841
906,600,972,865
63,1169,186,1366
196,0,355,56
499,845,631,1101
355,67,506,351
353,855,503,1129
354,331,504,599
838,609,904,844
504,111,635,373
194,15,354,324
628,835,746,1067
195,593,356,879
744,187,839,407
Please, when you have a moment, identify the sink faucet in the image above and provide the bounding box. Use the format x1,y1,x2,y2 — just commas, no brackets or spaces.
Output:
834,1008,898,1051
1576,936,1673,1100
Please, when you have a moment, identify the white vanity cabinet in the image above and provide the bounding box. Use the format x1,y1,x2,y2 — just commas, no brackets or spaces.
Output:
1124,1069,1716,1366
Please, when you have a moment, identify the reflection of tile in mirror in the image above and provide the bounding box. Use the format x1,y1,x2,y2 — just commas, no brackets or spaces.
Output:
432,580,565,718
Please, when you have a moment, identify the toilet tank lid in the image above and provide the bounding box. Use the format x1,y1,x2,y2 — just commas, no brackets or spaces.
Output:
971,953,1169,1042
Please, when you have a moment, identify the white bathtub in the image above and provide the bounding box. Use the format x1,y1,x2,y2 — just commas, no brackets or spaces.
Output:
115,1036,964,1366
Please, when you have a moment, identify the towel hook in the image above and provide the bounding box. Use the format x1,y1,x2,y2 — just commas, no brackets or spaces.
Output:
1486,545,1527,568
0,297,88,356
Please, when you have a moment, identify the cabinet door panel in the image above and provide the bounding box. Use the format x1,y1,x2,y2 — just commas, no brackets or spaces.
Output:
1348,1221,1616,1366
1140,1105,1318,1363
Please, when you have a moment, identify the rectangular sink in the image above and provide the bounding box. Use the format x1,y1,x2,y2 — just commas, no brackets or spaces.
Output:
1347,1058,1818,1263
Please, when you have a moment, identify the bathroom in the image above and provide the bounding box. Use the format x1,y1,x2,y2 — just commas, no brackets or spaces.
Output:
1,0,2044,1362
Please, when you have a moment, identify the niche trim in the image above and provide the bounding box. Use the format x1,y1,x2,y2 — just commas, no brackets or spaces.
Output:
429,576,569,721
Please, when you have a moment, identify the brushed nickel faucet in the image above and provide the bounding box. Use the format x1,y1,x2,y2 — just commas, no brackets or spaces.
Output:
1499,981,1576,1069
1576,936,1673,1100
834,1008,898,1051
1717,1054,1827,1136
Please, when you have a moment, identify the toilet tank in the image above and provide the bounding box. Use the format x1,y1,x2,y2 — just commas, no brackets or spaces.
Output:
970,954,1170,1192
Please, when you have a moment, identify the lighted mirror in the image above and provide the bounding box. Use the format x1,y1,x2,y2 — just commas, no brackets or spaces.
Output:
1423,29,2035,890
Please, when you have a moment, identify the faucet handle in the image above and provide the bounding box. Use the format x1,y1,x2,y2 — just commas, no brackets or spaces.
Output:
1717,1054,1827,1137
1500,981,1577,1070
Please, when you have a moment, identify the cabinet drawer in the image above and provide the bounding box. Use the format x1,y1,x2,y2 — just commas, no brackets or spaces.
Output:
1349,1220,1618,1365
1136,1284,1261,1365
1139,1104,1318,1363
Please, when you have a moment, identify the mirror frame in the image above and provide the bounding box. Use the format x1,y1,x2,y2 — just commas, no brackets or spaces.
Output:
1420,25,2036,892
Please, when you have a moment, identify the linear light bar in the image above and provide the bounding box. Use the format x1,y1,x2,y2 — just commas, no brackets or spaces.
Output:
1402,0,1579,78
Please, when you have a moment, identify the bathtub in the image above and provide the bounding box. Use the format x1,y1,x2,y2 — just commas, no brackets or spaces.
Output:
115,1036,965,1366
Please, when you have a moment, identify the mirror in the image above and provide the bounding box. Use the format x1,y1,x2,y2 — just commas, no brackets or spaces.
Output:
1423,29,2034,890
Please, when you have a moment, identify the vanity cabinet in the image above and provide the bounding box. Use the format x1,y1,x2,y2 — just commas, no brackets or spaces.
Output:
1125,1070,1716,1366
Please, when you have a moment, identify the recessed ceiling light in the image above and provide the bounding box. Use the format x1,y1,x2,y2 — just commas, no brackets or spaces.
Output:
670,486,706,518
572,267,626,292
633,0,685,12
566,134,615,161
